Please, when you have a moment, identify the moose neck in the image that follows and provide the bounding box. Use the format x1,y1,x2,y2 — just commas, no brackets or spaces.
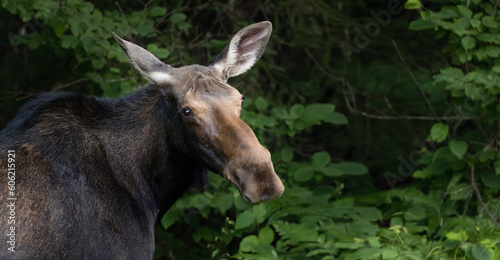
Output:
108,85,202,217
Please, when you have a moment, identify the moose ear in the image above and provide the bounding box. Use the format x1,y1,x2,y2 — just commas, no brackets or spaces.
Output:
210,21,272,80
112,33,172,84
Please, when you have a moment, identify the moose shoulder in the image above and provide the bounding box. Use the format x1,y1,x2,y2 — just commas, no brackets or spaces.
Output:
0,21,284,259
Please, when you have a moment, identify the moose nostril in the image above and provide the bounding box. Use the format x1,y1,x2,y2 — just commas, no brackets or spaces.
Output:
232,172,240,183
260,194,272,202
260,183,284,202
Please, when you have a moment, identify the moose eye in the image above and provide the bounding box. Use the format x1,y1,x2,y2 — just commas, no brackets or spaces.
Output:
180,107,193,118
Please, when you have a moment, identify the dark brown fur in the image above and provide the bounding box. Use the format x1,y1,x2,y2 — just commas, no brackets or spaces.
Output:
0,87,201,258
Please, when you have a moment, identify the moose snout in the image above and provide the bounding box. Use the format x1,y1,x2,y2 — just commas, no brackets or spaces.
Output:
228,156,285,204
238,171,284,204
220,120,285,203
257,175,285,203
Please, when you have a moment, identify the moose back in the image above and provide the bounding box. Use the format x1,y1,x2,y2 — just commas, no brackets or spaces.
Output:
0,21,284,259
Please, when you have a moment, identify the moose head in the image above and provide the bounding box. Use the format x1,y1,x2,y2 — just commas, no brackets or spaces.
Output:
113,21,284,203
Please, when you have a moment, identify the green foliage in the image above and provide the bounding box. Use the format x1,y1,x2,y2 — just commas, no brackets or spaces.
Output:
430,122,450,143
2,0,500,259
406,0,500,259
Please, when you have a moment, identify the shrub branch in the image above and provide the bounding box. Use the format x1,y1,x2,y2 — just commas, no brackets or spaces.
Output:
470,165,500,227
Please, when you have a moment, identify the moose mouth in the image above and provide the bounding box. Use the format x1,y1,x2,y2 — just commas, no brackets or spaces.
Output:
221,165,284,204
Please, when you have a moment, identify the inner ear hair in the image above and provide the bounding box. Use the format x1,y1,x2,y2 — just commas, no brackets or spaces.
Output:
210,21,272,79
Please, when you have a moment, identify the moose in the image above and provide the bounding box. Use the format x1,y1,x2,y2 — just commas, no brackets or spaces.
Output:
0,21,284,259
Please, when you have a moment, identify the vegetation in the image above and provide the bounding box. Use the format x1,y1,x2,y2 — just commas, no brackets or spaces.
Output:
1,0,500,259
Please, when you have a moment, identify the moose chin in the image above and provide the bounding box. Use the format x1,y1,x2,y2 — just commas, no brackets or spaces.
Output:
0,21,284,259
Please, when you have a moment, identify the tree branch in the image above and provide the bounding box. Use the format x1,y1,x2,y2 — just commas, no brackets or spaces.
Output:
51,78,91,91
304,47,475,122
494,0,500,17
392,39,439,121
350,109,475,121
470,165,500,227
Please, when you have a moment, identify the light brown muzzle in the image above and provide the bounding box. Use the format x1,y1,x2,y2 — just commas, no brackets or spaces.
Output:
220,118,285,204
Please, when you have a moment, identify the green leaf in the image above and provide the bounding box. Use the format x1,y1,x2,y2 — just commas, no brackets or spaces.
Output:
258,226,275,245
79,2,95,13
256,244,277,259
235,210,254,230
214,193,234,213
290,104,304,119
475,46,500,60
91,58,106,69
211,249,219,258
430,123,449,143
254,97,269,111
149,6,167,17
82,36,102,54
382,249,398,259
413,169,432,179
234,193,250,211
478,149,495,162
477,33,500,43
461,36,476,50
319,166,343,177
437,67,465,79
329,162,368,175
457,5,473,18
472,12,483,20
239,235,259,252
409,19,436,30
496,160,500,175
484,46,500,58
147,43,170,58
451,18,470,36
471,244,491,260
91,9,102,23
446,229,469,242
294,167,315,182
254,204,268,224
324,112,348,125
481,171,500,188
52,23,66,38
433,9,458,19
449,140,468,159
169,12,187,24
367,237,381,248
470,18,482,29
449,183,471,200
271,107,288,119
301,103,335,123
335,241,364,250
176,21,191,33
482,16,497,29
147,43,158,51
420,10,431,20
404,0,423,10
160,207,180,230
135,21,155,36
312,151,331,168
432,146,455,162
60,35,78,49
280,147,294,163
447,173,462,191
406,206,426,220
151,48,170,59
